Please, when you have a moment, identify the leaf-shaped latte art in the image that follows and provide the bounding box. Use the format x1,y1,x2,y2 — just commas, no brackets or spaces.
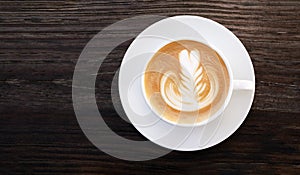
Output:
160,49,214,112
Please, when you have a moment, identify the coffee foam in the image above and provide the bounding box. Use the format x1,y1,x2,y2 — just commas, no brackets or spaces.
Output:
144,40,230,124
160,49,216,112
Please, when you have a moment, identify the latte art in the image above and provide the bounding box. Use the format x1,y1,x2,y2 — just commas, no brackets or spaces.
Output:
144,40,230,124
160,49,215,112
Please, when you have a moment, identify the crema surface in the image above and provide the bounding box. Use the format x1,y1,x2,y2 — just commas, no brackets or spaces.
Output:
144,40,230,124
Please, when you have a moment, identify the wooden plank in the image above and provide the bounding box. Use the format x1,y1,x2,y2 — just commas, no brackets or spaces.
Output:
0,0,299,174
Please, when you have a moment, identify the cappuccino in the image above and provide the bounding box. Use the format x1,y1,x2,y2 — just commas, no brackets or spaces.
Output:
143,40,230,124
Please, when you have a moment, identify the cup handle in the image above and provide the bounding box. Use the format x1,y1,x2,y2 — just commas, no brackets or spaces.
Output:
233,80,255,90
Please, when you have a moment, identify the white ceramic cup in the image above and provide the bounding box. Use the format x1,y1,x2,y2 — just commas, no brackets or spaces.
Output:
138,18,254,127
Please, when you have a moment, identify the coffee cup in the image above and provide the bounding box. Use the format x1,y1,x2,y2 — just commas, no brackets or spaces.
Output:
141,39,254,127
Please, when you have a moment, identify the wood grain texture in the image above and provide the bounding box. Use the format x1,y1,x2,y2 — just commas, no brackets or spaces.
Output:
0,0,299,174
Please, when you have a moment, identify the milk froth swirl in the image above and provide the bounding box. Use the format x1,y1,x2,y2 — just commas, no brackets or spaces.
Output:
144,40,229,124
160,49,218,112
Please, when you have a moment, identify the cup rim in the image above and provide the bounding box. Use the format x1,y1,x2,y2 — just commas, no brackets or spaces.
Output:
140,39,234,127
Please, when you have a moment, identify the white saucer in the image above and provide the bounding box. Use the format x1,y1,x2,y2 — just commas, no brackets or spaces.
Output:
118,15,255,151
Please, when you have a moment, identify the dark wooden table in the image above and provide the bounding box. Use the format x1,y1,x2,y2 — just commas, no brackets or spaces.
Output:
0,0,299,174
